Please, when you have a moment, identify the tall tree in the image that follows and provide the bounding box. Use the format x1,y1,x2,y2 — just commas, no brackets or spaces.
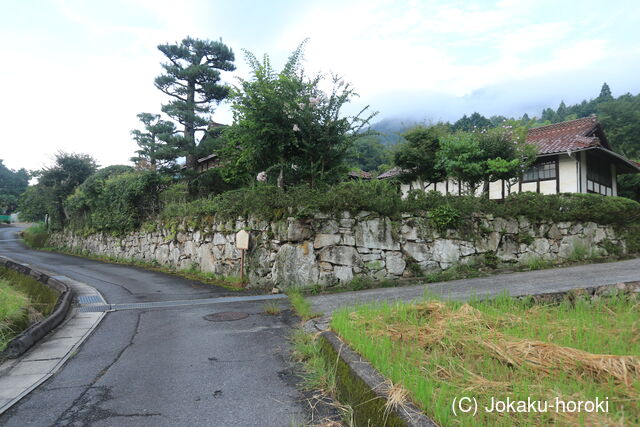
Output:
597,82,614,103
437,132,486,194
130,113,178,171
556,101,568,121
222,42,375,188
452,112,492,132
0,160,29,214
393,125,447,189
597,94,640,159
22,152,97,229
346,135,390,172
438,126,536,196
155,37,235,169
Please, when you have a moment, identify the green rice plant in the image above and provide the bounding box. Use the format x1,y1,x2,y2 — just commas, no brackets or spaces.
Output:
331,292,639,426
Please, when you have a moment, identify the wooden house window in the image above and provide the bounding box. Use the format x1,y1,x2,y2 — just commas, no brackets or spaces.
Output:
522,157,557,182
586,152,612,196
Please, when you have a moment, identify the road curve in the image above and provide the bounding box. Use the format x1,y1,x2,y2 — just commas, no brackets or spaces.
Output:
0,225,309,426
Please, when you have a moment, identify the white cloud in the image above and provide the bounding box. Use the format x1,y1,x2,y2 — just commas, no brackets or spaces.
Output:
0,0,636,171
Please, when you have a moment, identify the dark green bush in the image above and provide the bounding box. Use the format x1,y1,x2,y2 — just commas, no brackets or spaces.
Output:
67,170,164,234
190,168,237,198
157,184,640,230
160,180,405,222
59,169,640,240
429,205,460,232
21,223,49,248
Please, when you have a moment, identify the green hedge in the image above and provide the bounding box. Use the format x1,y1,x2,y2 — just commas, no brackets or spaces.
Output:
160,180,403,222
61,174,640,237
159,180,640,227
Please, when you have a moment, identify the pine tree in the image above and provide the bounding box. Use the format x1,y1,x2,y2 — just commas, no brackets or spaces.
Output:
130,113,177,171
597,82,614,103
154,37,235,169
556,101,568,121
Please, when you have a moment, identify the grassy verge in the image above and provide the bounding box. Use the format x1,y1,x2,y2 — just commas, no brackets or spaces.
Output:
0,266,59,351
331,292,640,426
0,280,29,351
21,223,49,249
291,328,337,394
287,290,323,320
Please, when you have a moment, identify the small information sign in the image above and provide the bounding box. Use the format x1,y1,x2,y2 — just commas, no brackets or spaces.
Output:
236,229,250,250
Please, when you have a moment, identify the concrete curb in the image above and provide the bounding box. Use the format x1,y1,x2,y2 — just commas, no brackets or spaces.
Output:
0,257,107,415
307,281,640,426
0,256,73,359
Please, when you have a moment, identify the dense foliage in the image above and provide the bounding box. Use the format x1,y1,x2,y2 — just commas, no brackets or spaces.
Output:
154,36,236,170
0,160,29,214
220,42,376,188
345,135,391,173
129,113,179,172
158,179,640,228
393,125,447,187
19,152,98,227
66,168,164,233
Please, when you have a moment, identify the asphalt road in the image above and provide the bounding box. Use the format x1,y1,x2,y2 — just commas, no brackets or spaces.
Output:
309,250,640,315
0,225,309,426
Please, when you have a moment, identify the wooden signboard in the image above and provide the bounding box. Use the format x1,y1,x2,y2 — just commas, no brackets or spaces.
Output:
236,230,250,281
236,230,250,250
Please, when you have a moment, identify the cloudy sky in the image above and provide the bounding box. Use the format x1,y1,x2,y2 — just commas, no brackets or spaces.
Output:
2,0,640,171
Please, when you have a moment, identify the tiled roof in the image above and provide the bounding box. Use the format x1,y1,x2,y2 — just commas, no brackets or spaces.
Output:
197,154,218,163
376,166,408,180
526,116,601,155
347,170,373,179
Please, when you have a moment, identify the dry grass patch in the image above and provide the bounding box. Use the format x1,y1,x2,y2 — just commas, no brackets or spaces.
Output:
332,292,640,426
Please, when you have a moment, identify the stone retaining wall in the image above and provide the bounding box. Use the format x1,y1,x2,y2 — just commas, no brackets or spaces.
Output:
48,212,625,289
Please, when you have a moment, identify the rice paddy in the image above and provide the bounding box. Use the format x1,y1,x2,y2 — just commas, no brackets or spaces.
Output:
331,291,640,426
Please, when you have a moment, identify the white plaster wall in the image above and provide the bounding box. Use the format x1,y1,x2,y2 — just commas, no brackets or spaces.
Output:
558,154,579,193
489,180,503,199
539,180,556,194
400,183,411,198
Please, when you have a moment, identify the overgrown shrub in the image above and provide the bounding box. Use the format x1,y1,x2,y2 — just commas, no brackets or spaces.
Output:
58,170,640,242
21,223,49,248
66,170,164,234
160,180,404,222
429,205,460,232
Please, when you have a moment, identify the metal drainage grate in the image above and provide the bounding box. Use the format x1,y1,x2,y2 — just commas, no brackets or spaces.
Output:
78,304,112,312
77,295,104,304
203,312,249,322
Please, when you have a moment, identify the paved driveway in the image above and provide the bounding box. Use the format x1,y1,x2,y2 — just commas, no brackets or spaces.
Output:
0,226,308,426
